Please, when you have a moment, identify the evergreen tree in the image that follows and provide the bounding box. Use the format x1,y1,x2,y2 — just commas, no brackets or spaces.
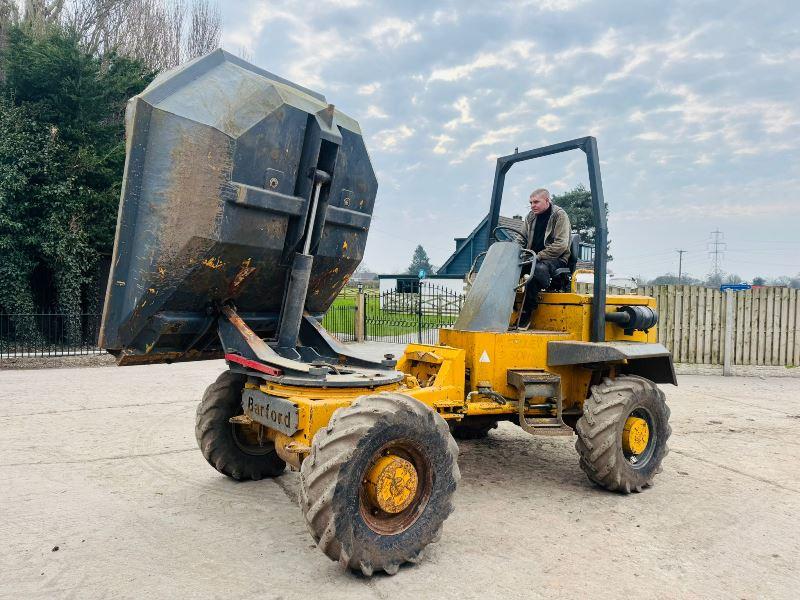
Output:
407,245,434,276
0,24,153,342
552,184,612,261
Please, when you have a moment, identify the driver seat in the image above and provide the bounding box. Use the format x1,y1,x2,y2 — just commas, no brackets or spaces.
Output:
549,233,581,292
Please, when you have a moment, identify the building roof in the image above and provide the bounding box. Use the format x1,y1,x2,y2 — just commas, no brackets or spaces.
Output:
437,214,524,276
377,273,465,280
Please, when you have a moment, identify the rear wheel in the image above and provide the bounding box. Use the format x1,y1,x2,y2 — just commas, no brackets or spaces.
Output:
299,393,460,576
195,370,285,480
575,375,670,493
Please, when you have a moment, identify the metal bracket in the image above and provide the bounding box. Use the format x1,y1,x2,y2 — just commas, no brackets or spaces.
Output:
218,304,403,387
507,370,574,437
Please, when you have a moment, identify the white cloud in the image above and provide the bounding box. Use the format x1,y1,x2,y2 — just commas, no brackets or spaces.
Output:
509,0,588,11
444,96,474,130
603,26,711,83
367,18,422,49
525,88,549,99
636,131,668,141
365,105,389,119
429,41,545,82
632,84,800,156
242,8,361,88
628,110,647,123
547,85,600,108
555,28,619,61
464,126,522,156
429,52,506,82
760,49,800,65
285,27,358,87
431,134,454,154
320,0,363,6
615,201,797,221
537,0,588,10
431,9,459,26
536,114,562,132
220,3,271,54
762,104,800,134
372,125,415,150
357,82,381,95
497,102,533,122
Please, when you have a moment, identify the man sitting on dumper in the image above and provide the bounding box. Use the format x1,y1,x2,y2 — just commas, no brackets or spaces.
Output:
518,188,571,328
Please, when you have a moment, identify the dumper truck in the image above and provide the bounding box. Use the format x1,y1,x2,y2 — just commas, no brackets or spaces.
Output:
101,49,675,576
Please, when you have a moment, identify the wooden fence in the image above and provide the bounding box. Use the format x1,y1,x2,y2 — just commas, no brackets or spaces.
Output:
330,284,799,367
598,285,800,367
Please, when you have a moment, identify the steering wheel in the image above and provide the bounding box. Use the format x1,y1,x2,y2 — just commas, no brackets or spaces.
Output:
493,225,528,248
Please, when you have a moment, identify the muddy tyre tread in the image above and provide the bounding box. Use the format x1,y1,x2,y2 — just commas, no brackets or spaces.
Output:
195,370,285,481
575,375,671,494
299,392,460,576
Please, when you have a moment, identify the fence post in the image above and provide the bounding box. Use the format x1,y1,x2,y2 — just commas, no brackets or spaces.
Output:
355,284,365,343
417,283,423,344
723,289,734,376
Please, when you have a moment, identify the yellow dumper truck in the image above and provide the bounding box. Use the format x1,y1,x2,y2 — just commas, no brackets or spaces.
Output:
100,50,674,576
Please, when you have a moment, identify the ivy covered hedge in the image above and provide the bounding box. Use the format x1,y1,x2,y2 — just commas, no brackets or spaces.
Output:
0,24,154,344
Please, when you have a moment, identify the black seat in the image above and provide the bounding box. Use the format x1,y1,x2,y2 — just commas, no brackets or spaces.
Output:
549,233,581,292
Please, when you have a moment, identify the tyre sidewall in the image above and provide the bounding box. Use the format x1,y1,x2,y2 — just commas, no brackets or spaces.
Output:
331,411,457,566
614,384,669,487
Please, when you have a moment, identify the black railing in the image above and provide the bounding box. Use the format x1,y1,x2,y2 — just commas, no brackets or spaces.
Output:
321,303,357,342
0,313,101,358
365,283,464,344
2,285,468,359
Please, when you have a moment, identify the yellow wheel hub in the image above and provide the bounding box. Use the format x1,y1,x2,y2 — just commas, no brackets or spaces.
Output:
622,416,650,455
364,454,419,514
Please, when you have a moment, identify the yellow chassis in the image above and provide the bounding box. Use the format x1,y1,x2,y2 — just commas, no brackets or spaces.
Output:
248,292,658,468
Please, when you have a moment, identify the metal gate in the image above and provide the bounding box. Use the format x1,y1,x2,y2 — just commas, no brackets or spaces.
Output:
365,283,464,344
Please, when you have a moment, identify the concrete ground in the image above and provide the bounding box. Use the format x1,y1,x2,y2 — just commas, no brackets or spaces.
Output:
1,349,799,599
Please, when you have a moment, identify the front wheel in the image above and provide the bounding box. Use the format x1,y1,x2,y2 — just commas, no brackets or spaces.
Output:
575,375,671,493
299,393,460,576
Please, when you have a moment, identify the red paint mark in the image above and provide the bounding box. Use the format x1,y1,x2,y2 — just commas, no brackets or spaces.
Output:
225,353,283,376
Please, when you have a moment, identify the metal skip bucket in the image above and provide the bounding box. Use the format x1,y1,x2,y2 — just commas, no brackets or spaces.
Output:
99,50,377,364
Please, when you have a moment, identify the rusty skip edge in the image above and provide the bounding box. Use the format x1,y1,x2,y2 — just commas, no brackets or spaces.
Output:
115,348,224,366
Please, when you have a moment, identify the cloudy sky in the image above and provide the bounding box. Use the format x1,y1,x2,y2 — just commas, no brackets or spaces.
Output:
219,0,799,281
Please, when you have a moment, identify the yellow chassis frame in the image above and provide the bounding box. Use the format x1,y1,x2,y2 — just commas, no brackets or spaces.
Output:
245,291,658,469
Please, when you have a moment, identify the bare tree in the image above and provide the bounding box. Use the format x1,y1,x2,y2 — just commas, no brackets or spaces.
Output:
0,0,21,82
0,0,20,23
186,0,220,60
23,0,66,31
237,45,253,63
62,0,221,72
65,0,128,55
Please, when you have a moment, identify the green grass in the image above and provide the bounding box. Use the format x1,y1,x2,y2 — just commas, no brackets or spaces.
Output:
322,288,457,337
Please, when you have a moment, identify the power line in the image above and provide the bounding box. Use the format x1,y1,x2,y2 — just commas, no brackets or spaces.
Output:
676,249,687,284
707,229,726,278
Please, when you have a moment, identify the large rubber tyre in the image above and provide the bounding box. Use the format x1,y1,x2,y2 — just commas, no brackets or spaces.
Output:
299,392,460,576
195,370,285,480
575,375,671,493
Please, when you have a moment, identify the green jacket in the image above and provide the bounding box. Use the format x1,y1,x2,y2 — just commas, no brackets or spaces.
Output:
524,203,571,263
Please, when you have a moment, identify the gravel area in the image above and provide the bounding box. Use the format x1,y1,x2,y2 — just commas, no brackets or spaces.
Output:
1,352,799,599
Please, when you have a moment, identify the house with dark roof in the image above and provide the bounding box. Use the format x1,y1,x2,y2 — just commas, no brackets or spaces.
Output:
437,214,595,278
437,215,526,276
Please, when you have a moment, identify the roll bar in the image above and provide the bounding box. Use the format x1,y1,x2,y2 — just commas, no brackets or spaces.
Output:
486,136,608,342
